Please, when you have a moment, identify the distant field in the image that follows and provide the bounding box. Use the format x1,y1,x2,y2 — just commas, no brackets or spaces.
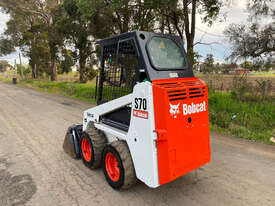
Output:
1,72,274,94
248,71,275,77
197,74,275,93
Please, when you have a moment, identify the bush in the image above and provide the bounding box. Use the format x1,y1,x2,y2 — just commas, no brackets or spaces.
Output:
254,79,272,100
86,66,97,80
17,65,31,76
209,90,275,143
231,74,252,101
231,74,273,102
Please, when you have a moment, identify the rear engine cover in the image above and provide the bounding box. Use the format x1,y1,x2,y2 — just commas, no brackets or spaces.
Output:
152,77,211,185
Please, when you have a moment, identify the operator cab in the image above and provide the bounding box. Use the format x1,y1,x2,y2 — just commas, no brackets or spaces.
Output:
96,31,194,131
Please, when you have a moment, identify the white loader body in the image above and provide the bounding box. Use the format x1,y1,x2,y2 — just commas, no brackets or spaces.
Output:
63,31,211,190
83,82,160,188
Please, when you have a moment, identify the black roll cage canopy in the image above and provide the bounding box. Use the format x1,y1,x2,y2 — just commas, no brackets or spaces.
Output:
95,31,194,104
97,31,194,82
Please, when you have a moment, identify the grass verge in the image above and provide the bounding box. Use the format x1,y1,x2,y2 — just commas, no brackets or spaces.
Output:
0,77,96,102
209,91,275,144
23,80,96,102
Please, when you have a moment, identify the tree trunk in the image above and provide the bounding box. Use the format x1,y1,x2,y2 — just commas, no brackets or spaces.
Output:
30,30,37,79
183,0,196,68
49,41,57,81
32,63,37,79
186,38,194,67
79,50,86,83
50,56,57,81
48,17,58,81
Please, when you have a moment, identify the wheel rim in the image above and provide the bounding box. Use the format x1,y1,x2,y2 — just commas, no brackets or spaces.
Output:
81,138,92,162
105,152,120,182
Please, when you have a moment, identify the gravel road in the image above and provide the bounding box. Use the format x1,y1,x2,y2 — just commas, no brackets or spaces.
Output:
0,81,274,206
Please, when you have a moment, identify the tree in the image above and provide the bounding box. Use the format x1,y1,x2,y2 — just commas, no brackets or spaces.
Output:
263,57,275,71
59,0,97,82
240,60,253,71
154,0,223,66
77,0,224,67
0,7,39,78
1,0,225,80
0,6,52,78
0,38,15,56
253,57,275,71
59,49,74,74
201,53,215,73
0,60,10,72
204,54,214,66
20,23,52,78
77,0,156,32
225,23,275,60
0,0,65,81
224,0,274,60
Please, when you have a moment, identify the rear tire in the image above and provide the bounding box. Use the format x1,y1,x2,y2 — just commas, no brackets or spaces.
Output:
80,124,106,169
102,141,137,189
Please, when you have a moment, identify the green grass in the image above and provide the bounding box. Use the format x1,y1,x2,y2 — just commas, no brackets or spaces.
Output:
208,91,275,144
248,71,275,77
0,75,13,83
18,79,96,102
0,75,274,144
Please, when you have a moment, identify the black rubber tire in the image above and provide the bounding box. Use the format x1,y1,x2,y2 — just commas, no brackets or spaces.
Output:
102,141,137,189
80,124,106,169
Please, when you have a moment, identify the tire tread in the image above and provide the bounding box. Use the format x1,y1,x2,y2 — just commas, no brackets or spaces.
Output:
84,123,106,168
110,141,137,189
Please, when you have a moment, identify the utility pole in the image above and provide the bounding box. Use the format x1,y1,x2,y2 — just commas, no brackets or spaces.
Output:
19,53,24,78
14,59,17,76
13,59,17,84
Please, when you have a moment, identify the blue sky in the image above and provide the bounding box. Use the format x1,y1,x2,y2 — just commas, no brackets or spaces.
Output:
0,1,251,65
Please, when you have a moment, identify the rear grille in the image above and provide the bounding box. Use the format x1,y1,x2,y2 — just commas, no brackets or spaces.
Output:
189,87,205,98
168,90,187,101
155,79,206,101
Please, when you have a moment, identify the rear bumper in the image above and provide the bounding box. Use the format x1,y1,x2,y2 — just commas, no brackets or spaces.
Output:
164,152,211,185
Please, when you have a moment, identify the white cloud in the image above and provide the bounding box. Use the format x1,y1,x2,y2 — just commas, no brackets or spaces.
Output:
0,50,29,66
0,12,9,34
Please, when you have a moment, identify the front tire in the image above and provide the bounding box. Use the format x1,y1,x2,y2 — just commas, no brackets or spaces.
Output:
80,124,106,169
102,141,137,189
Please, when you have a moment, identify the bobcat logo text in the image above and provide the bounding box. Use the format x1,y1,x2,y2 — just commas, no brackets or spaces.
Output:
183,101,206,115
169,101,207,118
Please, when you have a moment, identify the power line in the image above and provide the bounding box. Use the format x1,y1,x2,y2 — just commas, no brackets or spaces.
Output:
196,27,228,38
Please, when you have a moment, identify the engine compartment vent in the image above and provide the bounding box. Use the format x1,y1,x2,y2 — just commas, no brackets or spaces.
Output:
155,78,206,101
189,87,205,98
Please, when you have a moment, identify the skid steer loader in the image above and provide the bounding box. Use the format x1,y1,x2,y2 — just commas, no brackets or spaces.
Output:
63,31,211,189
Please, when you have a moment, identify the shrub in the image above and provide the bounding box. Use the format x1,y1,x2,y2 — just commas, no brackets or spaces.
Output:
254,79,272,100
209,90,275,143
17,65,31,76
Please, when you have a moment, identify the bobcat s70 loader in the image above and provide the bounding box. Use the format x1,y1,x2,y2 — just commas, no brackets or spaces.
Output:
63,31,211,189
